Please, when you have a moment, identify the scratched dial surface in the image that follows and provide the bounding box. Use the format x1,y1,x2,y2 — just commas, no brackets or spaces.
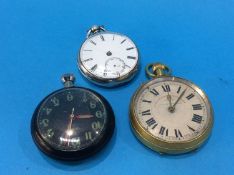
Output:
79,32,139,79
37,88,107,151
134,78,212,142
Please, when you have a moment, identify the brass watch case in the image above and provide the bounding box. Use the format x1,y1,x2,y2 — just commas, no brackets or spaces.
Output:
129,76,214,154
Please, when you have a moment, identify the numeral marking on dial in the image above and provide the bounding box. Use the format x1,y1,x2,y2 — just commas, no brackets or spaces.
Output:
162,85,170,92
85,131,92,140
141,109,151,116
146,117,157,127
40,119,49,127
83,49,92,51
187,125,195,132
82,92,88,103
126,47,134,50
90,64,97,72
177,86,181,94
92,121,101,130
127,56,136,59
90,40,96,45
51,97,59,106
186,93,195,100
95,111,103,118
192,104,202,110
120,39,126,44
71,137,81,147
100,35,105,41
142,99,152,103
192,114,203,123
150,88,159,96
43,108,52,115
90,101,96,109
174,129,183,138
67,93,73,101
47,129,54,138
159,126,168,136
82,58,93,63
125,64,131,69
152,124,158,129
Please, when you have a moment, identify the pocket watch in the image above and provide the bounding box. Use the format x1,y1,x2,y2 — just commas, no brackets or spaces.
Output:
129,63,214,154
31,74,115,161
78,25,139,87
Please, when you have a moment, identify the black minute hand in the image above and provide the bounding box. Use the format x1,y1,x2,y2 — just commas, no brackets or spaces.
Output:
172,88,187,109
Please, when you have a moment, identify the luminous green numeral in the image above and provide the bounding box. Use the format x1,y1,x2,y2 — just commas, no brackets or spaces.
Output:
71,137,81,148
47,129,54,138
82,93,88,102
90,101,96,109
51,97,59,106
67,93,73,101
43,108,52,115
95,111,103,118
40,119,49,127
92,121,101,130
85,131,92,140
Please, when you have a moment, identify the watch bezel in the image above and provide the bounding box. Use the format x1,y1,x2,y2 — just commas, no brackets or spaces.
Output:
31,87,115,161
78,31,140,87
129,76,214,154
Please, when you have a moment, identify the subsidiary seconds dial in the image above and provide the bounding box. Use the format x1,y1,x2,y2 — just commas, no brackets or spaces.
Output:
78,25,139,87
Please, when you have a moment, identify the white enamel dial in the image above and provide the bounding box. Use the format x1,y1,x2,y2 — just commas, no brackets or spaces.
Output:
79,32,139,80
134,78,212,142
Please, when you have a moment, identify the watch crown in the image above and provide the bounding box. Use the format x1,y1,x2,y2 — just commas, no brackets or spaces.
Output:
90,25,101,31
61,73,76,88
146,63,172,79
87,25,106,38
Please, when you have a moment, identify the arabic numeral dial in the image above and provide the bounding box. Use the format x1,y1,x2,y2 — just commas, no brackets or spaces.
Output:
67,93,73,101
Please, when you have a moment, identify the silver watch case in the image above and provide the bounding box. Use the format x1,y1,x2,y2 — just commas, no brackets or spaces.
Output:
78,31,140,87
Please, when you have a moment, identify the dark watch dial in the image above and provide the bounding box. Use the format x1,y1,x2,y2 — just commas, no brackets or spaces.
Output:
31,87,115,160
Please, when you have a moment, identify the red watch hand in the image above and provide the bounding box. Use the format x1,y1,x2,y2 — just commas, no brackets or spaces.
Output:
76,115,94,119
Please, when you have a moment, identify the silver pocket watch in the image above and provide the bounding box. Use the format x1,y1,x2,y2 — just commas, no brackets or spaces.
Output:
78,25,140,87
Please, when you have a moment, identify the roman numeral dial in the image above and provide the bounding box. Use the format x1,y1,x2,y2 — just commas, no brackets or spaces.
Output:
135,79,211,143
79,32,139,82
174,129,183,138
146,118,157,129
192,114,203,123
150,88,159,96
159,126,168,136
192,104,202,110
141,109,151,116
162,84,170,92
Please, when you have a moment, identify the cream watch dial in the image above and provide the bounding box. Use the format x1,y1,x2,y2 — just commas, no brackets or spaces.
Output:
135,79,210,142
79,33,138,79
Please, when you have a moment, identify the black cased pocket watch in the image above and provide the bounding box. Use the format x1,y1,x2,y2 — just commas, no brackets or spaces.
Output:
31,74,115,161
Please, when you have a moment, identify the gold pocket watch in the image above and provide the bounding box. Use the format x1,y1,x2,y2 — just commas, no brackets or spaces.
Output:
129,63,214,154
